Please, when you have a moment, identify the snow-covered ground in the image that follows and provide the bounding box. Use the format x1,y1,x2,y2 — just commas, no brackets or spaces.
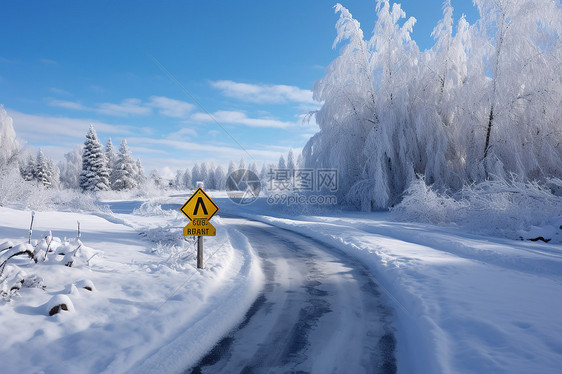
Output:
0,197,262,373
1,191,561,373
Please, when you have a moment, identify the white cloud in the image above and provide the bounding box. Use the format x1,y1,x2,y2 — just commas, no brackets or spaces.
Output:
49,87,71,96
46,96,195,119
165,127,198,139
211,80,316,104
148,96,194,118
130,136,288,162
40,58,57,65
97,98,152,117
48,99,90,111
8,110,136,143
191,110,296,129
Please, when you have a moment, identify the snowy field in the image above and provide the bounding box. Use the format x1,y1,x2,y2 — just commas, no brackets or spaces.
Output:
1,192,562,373
0,195,262,373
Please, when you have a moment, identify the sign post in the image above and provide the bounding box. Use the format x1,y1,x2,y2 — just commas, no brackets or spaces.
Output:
180,188,219,269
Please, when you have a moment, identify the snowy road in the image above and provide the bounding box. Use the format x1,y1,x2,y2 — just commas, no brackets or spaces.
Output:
188,216,396,374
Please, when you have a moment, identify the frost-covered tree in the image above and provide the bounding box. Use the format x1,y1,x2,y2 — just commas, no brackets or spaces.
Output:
105,138,117,188
278,155,286,169
191,163,201,186
79,125,110,192
112,139,137,191
296,153,304,168
34,150,55,188
214,165,226,190
150,169,163,188
172,170,183,189
58,146,83,190
134,158,146,186
249,162,259,176
207,166,217,190
200,162,209,186
286,150,296,171
304,1,562,211
227,161,236,178
182,167,192,188
303,4,377,205
0,106,20,168
21,154,36,182
468,0,562,181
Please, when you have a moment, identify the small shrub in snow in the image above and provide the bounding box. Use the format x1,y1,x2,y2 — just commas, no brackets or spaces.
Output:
392,177,562,241
76,279,95,292
46,294,74,316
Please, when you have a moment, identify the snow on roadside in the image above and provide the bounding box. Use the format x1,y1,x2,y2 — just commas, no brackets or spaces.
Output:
224,202,562,374
0,203,262,374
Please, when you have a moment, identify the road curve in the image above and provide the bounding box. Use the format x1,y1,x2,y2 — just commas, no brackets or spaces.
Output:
188,217,397,374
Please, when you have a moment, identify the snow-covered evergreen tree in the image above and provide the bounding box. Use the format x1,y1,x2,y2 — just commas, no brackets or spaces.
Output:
35,150,55,188
278,155,286,169
296,153,304,168
105,138,117,188
182,167,192,188
134,158,146,186
191,163,201,186
79,125,110,192
112,139,137,191
214,165,226,190
207,166,217,190
173,170,183,189
286,150,296,171
200,162,209,187
227,161,236,178
21,154,36,182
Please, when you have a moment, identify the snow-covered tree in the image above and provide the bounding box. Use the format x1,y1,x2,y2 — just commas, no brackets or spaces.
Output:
303,4,377,205
191,163,201,185
112,139,137,191
200,162,209,186
79,125,110,192
105,138,117,188
182,167,192,188
304,1,562,211
0,106,20,168
296,153,304,168
34,150,55,188
278,155,286,169
207,166,217,190
172,170,183,189
58,146,83,190
467,0,562,181
286,149,296,171
21,154,36,182
134,158,146,186
150,169,163,188
227,161,236,178
214,165,226,190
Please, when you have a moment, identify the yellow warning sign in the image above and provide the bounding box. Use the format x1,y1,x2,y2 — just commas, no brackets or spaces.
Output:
183,220,216,236
180,188,219,221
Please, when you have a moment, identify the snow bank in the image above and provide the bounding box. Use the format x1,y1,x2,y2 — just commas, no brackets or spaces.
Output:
392,178,562,243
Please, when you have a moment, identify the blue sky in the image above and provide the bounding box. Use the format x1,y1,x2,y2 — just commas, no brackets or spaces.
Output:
0,0,479,176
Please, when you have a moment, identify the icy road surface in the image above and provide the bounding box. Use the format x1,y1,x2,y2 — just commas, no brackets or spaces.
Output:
188,216,396,374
